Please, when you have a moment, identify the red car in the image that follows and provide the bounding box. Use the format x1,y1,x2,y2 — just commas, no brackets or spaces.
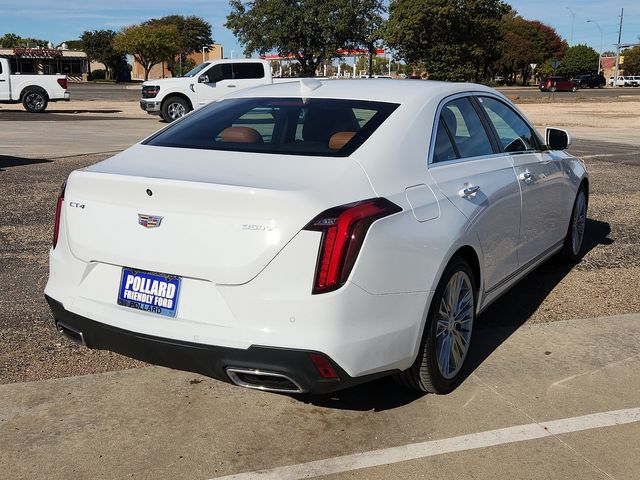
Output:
539,76,578,92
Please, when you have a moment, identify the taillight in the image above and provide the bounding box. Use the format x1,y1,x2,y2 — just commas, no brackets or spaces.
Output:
57,78,67,90
53,180,66,249
303,198,401,294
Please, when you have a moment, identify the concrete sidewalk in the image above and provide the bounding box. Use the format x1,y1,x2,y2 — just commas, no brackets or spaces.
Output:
1,314,639,480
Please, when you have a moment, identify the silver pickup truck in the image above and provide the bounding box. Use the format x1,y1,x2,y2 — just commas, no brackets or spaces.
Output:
0,57,70,112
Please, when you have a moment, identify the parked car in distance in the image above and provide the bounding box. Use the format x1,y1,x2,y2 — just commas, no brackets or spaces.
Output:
46,80,588,395
572,74,606,89
539,76,578,92
0,57,70,112
609,76,640,87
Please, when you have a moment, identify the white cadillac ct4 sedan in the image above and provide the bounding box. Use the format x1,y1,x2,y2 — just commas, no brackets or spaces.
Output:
45,79,588,394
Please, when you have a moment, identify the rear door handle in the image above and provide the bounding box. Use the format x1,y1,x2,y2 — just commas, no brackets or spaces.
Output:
459,185,480,197
227,84,236,88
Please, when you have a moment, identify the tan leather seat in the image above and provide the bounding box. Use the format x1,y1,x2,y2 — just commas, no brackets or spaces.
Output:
328,131,357,151
220,127,263,144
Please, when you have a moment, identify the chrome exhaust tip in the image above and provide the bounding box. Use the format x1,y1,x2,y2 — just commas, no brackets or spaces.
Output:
56,321,86,346
226,367,305,394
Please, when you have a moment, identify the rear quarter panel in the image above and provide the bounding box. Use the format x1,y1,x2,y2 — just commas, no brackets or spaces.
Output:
9,74,66,101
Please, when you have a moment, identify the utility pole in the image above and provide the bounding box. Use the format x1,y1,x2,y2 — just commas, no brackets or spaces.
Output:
613,8,624,87
566,7,576,45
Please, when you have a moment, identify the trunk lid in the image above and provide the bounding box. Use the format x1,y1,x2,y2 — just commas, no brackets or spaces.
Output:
64,144,375,284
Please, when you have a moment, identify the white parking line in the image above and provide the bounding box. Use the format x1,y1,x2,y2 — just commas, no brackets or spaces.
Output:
210,407,640,480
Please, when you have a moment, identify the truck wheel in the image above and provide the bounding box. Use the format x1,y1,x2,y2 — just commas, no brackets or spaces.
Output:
161,97,189,123
22,89,49,113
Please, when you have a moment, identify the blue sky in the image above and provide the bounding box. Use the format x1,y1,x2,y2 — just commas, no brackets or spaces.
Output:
0,0,638,56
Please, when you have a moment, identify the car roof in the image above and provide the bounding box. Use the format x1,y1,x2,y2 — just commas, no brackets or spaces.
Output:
221,79,501,105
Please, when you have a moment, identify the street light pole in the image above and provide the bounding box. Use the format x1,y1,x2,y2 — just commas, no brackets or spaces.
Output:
586,20,603,74
613,8,624,88
566,7,576,45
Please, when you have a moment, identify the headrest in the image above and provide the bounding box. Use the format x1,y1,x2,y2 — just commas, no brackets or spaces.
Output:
328,131,357,151
220,127,263,144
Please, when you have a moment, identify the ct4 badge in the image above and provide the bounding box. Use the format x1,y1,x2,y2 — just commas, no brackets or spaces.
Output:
138,214,163,228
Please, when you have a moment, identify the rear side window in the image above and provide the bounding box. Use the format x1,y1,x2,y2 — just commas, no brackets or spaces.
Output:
433,118,458,162
477,97,540,152
145,97,399,157
439,97,494,159
233,63,265,79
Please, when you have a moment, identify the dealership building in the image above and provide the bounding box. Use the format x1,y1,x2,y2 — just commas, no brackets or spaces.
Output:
0,46,90,81
1,44,225,82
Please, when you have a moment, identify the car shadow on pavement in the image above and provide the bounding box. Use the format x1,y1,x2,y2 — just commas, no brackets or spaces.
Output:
0,155,51,171
297,218,612,412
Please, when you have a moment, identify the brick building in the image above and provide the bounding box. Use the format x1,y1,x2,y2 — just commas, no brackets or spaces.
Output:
131,44,223,81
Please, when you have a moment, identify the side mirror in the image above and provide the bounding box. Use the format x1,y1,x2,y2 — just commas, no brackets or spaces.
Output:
545,127,571,150
198,74,209,83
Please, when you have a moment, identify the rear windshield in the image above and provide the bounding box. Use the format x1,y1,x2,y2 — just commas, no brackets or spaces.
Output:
144,97,399,157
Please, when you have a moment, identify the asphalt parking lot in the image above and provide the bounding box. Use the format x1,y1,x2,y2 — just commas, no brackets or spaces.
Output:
1,94,639,479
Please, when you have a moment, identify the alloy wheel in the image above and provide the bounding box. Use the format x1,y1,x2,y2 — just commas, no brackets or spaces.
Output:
167,102,186,120
435,271,474,380
571,191,586,256
26,93,45,111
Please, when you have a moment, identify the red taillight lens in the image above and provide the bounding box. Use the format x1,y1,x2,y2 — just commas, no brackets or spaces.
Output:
309,353,339,379
304,198,401,294
53,180,66,249
57,78,68,90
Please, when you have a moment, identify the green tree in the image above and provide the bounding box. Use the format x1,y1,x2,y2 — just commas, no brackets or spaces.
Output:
144,15,212,76
386,0,509,82
81,30,127,80
113,24,178,81
351,0,386,77
556,44,599,77
496,12,566,85
622,46,640,75
226,0,363,77
0,33,48,48
60,40,83,50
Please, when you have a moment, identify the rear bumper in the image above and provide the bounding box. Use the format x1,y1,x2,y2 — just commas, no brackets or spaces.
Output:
50,92,71,102
45,295,394,394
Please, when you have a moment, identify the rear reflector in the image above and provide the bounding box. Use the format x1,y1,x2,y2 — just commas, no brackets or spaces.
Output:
57,78,68,90
309,353,339,379
53,180,66,249
304,198,401,294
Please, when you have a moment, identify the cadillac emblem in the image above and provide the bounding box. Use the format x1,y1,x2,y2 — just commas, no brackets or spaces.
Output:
138,214,163,229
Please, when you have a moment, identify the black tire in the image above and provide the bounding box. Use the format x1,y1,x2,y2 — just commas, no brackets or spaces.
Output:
571,86,577,92
22,88,48,113
560,186,588,263
550,86,557,92
394,256,476,394
161,96,190,123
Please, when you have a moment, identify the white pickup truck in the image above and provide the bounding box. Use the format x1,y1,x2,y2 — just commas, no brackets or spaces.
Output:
140,59,293,122
0,58,70,112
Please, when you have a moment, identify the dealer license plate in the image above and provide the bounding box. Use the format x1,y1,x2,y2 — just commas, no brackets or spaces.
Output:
117,268,181,318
